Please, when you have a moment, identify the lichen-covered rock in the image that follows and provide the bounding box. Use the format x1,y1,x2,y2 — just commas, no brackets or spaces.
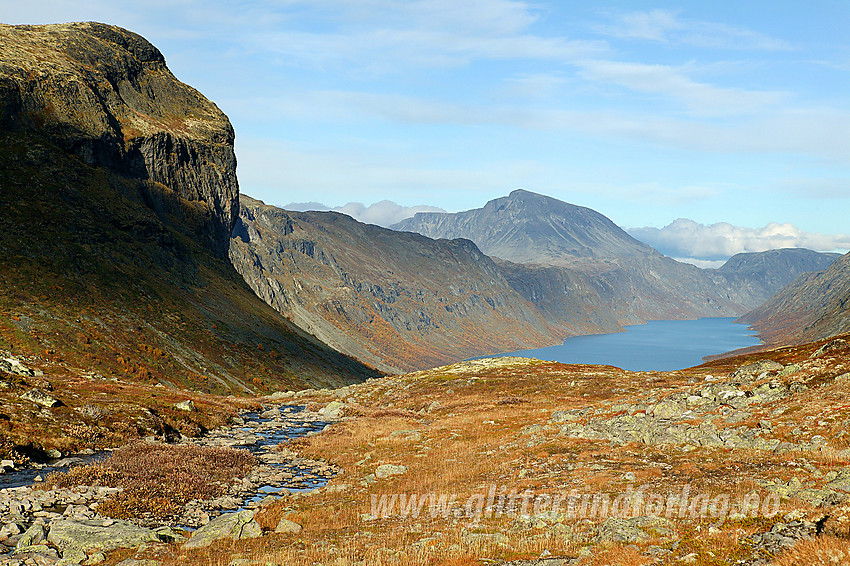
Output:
20,388,61,408
375,464,407,479
46,518,161,554
274,518,303,534
182,510,262,549
318,400,346,419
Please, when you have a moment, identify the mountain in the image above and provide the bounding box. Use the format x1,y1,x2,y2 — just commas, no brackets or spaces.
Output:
0,22,378,392
739,252,850,344
230,196,613,373
393,189,652,266
394,189,770,320
710,248,840,307
229,190,841,372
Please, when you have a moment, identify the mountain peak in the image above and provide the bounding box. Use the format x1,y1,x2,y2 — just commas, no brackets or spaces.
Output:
394,191,651,265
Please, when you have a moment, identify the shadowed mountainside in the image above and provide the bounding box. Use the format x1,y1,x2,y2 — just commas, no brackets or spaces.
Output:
0,22,379,393
709,248,840,308
230,196,599,373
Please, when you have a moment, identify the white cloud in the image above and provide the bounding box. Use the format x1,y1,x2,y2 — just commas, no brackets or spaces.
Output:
283,200,445,227
628,218,850,261
576,60,787,116
596,9,793,51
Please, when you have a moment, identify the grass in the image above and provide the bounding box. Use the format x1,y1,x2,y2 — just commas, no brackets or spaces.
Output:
138,338,850,566
46,442,257,520
771,536,850,565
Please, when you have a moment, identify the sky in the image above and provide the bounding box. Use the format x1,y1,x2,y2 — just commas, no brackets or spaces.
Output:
3,1,850,265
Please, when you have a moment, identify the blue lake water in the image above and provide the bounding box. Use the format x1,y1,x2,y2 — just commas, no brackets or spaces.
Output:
492,317,762,372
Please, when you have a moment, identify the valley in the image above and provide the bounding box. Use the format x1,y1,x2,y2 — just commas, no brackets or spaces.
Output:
1,17,849,566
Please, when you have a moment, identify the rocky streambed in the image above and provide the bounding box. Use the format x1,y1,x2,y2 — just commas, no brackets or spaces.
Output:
0,402,341,566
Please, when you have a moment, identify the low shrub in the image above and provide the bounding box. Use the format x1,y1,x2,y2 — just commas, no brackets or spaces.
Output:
48,441,257,519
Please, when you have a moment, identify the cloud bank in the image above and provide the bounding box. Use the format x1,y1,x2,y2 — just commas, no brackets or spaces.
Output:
628,219,850,265
284,200,446,227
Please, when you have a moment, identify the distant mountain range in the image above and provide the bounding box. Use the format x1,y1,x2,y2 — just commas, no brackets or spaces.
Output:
231,189,839,371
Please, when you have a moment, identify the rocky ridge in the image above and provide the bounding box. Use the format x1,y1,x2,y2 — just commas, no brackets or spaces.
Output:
0,22,379,398
230,196,570,373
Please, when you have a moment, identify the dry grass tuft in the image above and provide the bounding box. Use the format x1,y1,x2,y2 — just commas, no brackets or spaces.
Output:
771,536,850,565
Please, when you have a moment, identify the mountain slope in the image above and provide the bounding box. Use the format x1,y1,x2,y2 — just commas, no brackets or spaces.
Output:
394,189,652,266
394,189,764,320
709,248,840,308
739,252,850,344
0,22,378,392
230,197,599,373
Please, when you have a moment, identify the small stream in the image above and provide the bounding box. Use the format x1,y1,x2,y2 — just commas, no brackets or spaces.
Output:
238,404,334,506
0,404,333,500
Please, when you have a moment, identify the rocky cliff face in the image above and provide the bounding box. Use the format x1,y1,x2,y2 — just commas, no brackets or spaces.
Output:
0,22,379,391
739,252,850,344
230,197,568,373
0,22,237,255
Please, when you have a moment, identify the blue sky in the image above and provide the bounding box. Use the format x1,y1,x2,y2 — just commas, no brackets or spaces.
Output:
4,1,850,264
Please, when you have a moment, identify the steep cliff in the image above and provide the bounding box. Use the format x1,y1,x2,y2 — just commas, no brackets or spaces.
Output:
0,22,237,255
0,22,379,391
739,252,850,344
230,197,567,373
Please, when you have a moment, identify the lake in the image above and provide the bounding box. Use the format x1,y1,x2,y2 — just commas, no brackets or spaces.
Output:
492,317,761,372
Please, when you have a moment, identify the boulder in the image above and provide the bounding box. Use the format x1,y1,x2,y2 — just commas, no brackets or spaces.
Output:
20,388,62,408
318,401,346,419
0,357,35,376
46,518,161,554
175,400,196,412
375,464,407,479
274,518,303,534
182,510,262,549
16,522,46,548
596,516,675,543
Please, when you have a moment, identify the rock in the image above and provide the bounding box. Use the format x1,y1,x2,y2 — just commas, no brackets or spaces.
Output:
0,357,35,376
20,388,62,408
731,360,783,378
375,464,407,479
46,518,161,554
175,400,196,412
550,410,580,423
46,448,62,459
60,547,88,564
274,518,303,534
811,339,848,358
462,532,509,546
650,401,685,420
16,522,46,548
318,401,346,419
182,510,262,549
1,459,14,469
596,516,675,543
11,543,60,559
